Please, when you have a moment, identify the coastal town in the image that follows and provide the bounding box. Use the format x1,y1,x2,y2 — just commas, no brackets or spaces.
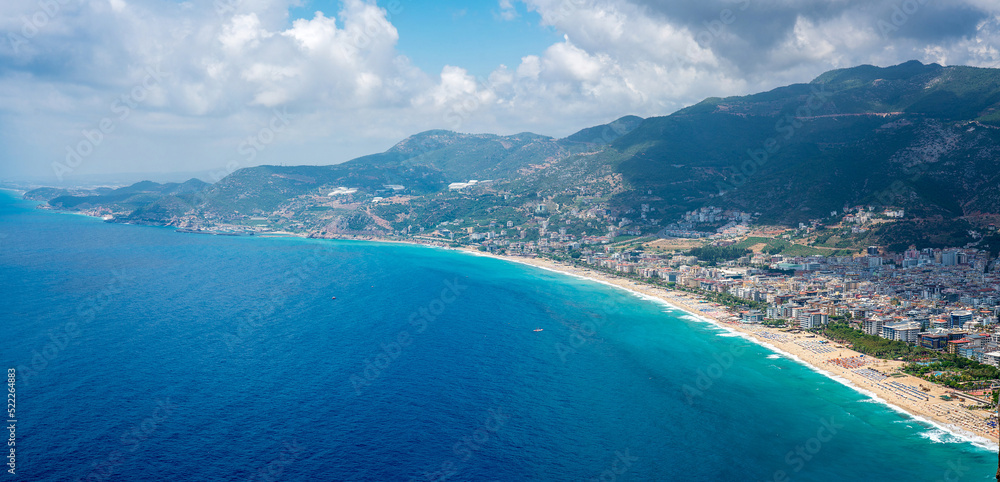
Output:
17,184,1000,445
11,5,1000,478
65,187,1000,372
492,251,1000,445
371,202,1000,444
248,193,1000,443
447,211,1000,444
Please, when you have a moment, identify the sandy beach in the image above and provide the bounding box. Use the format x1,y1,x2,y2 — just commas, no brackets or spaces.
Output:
463,250,1000,448
66,223,1000,447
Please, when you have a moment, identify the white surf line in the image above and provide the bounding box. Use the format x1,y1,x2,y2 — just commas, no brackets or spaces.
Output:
455,249,999,452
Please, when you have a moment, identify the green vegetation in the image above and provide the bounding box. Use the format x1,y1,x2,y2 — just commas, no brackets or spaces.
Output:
817,323,931,360
611,235,640,243
903,357,1000,390
614,62,1000,225
979,233,1000,258
872,218,976,252
729,237,855,257
670,284,768,311
687,245,749,265
344,212,373,231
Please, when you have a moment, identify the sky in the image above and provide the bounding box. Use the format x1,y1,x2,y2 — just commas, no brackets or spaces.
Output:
1,0,999,184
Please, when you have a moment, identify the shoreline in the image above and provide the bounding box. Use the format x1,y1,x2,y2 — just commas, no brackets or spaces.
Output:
183,229,1000,449
452,248,1000,450
19,206,1000,449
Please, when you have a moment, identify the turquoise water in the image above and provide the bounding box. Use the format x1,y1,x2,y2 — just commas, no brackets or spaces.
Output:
0,188,995,481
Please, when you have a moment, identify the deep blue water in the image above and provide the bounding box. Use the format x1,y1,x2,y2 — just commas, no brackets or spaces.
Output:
0,188,996,481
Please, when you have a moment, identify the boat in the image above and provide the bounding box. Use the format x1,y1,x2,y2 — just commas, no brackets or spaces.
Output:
331,296,337,300
533,328,543,332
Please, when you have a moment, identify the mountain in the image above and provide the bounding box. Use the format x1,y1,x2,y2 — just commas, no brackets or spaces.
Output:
163,125,645,218
23,61,1000,249
26,179,209,211
192,163,446,215
347,130,568,180
563,115,644,145
608,61,1000,223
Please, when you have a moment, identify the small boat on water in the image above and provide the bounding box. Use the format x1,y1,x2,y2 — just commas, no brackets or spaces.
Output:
533,328,543,332
331,296,337,300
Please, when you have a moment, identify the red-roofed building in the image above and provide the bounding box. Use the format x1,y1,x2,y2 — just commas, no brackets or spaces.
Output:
947,338,971,355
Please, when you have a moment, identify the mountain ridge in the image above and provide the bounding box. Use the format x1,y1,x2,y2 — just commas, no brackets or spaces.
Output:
23,60,1000,251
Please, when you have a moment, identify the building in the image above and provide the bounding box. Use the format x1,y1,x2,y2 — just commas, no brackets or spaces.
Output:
931,318,950,330
950,310,973,329
947,338,972,355
919,333,949,350
448,180,480,191
862,317,884,336
798,312,828,330
983,351,1000,367
941,251,957,266
881,322,920,344
327,187,358,196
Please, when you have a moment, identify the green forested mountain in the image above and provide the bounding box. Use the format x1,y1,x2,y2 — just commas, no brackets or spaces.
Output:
610,61,1000,223
25,61,1000,241
348,130,566,180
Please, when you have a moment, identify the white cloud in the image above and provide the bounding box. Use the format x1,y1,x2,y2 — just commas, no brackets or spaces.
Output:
498,0,519,21
220,13,270,51
108,0,127,13
516,55,541,79
0,0,997,180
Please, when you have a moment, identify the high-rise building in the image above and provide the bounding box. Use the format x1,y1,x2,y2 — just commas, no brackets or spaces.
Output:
941,251,957,266
950,310,973,329
863,317,884,336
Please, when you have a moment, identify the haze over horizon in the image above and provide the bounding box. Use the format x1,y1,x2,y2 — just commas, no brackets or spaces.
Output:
2,0,1000,182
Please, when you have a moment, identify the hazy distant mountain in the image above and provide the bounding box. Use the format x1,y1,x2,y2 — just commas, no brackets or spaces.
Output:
27,179,209,211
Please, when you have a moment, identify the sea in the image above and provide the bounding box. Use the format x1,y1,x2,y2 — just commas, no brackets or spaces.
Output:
1,188,996,481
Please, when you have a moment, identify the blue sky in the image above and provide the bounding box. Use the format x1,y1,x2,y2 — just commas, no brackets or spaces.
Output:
291,0,561,78
1,0,999,183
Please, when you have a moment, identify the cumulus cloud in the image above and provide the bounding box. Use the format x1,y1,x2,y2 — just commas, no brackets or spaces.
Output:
0,0,998,180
